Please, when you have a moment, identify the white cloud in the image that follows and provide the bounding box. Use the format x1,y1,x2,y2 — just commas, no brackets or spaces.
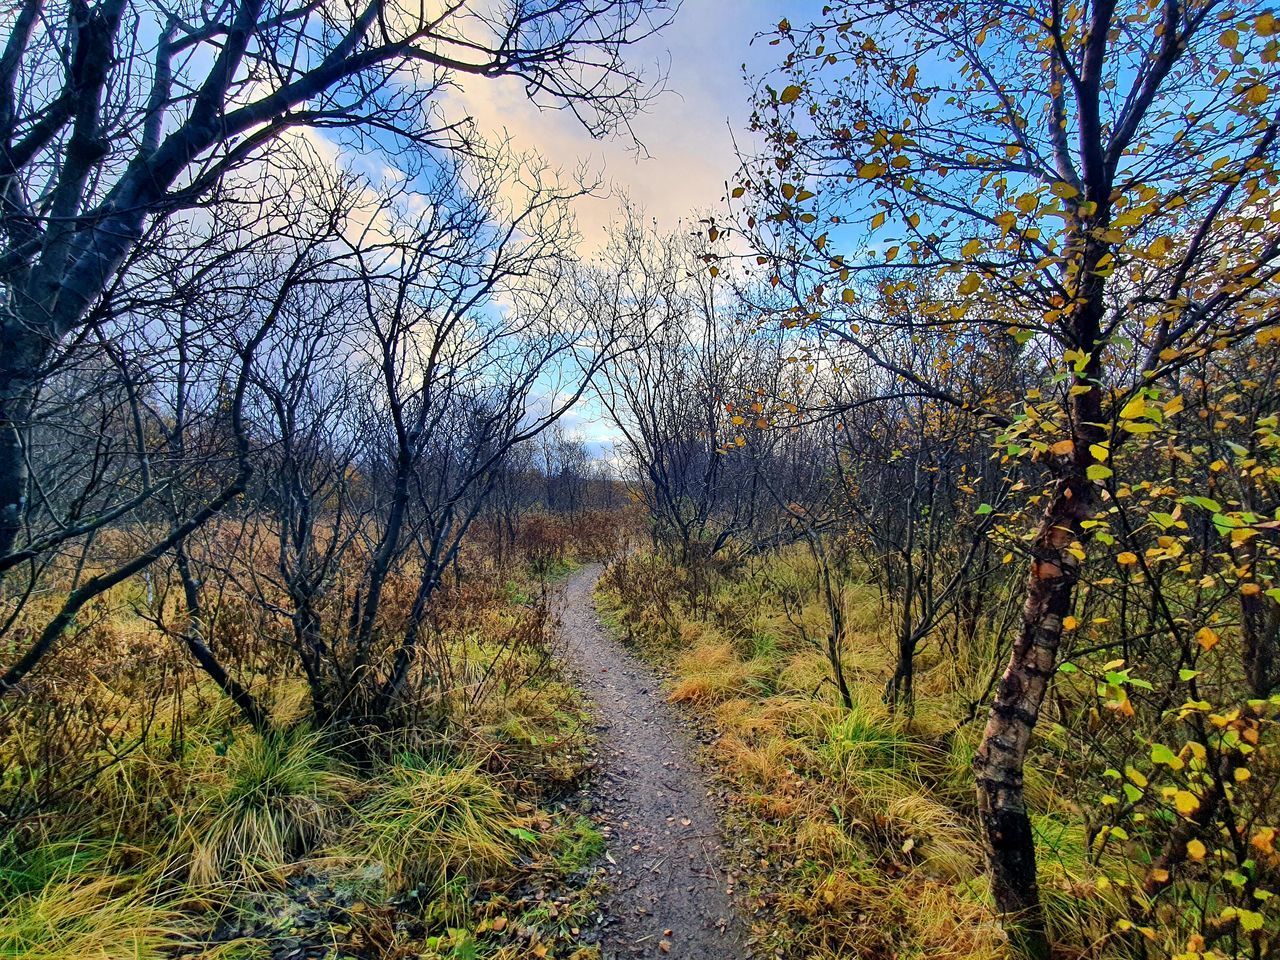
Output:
440,0,802,243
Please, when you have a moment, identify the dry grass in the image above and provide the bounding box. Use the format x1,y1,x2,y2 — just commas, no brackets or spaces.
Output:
351,759,529,896
597,547,1019,960
0,872,188,960
175,729,351,888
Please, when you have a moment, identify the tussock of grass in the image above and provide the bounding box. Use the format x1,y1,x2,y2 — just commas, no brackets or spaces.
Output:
720,731,793,788
354,759,527,895
178,728,348,888
1032,816,1133,945
552,816,605,871
669,640,774,705
0,874,187,960
0,836,119,899
818,704,918,781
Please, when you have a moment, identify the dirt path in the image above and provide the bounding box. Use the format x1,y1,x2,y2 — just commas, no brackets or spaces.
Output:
557,564,748,959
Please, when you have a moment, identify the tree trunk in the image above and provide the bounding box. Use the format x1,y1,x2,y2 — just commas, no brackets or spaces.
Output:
1241,584,1278,697
1239,537,1279,697
0,323,47,563
175,544,271,733
973,475,1090,960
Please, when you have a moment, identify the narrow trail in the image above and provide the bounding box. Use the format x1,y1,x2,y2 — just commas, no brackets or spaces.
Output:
557,564,748,959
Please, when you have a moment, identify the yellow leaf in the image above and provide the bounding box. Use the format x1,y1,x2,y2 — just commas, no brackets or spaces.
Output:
1251,826,1276,855
1050,438,1074,455
1119,395,1147,419
1244,83,1270,106
962,238,981,258
1163,394,1184,416
1258,12,1277,36
1196,627,1219,652
1063,615,1078,631
780,84,802,104
842,288,855,304
1174,791,1200,817
858,162,883,179
1186,838,1207,860
1015,193,1038,213
1121,421,1158,434
1116,552,1138,566
1220,28,1239,48
958,272,981,295
871,211,886,230
1241,582,1261,596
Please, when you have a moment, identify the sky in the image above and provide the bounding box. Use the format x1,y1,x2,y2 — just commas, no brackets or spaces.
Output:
440,0,813,459
444,0,807,240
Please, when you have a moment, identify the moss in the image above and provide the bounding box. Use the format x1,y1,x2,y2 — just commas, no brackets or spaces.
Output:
553,816,605,871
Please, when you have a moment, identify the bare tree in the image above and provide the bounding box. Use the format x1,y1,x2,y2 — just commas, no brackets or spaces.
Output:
0,0,672,566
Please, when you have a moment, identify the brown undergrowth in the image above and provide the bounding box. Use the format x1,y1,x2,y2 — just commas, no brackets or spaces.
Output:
594,547,1166,960
0,512,629,960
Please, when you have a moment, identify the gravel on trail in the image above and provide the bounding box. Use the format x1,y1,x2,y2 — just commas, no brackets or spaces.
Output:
556,564,749,960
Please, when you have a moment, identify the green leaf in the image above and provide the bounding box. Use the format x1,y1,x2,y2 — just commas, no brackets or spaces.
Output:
1180,495,1222,512
1151,744,1178,765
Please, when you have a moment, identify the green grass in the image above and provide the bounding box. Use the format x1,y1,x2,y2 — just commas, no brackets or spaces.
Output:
0,870,187,960
552,816,605,871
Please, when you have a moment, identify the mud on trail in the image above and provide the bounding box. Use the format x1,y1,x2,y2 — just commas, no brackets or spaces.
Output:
556,564,748,959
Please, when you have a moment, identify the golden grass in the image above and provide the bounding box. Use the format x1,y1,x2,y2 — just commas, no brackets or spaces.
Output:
0,874,188,960
176,729,351,888
351,760,528,896
668,639,774,705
